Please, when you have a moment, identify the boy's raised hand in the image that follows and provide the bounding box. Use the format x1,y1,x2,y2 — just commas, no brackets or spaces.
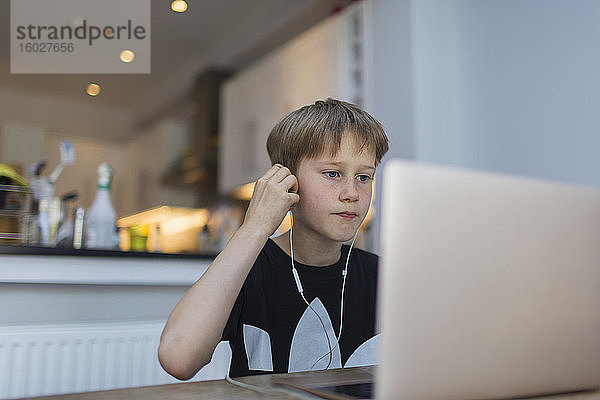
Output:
242,164,299,238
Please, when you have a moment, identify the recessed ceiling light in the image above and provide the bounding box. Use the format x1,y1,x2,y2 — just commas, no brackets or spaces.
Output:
171,0,188,12
86,83,101,96
120,50,135,63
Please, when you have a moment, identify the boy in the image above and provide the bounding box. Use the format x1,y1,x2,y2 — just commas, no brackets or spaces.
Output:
159,98,389,379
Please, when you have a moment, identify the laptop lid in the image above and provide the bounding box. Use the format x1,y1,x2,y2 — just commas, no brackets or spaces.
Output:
377,160,600,400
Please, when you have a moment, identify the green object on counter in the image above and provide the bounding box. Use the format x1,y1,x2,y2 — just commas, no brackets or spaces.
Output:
0,163,28,187
129,224,149,252
0,163,29,210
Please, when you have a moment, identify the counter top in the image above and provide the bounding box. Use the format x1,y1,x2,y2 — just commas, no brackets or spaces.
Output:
0,244,216,259
0,246,213,286
21,366,600,400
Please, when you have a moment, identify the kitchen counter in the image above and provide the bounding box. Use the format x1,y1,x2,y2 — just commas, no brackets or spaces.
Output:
0,247,228,399
0,245,214,285
0,244,216,258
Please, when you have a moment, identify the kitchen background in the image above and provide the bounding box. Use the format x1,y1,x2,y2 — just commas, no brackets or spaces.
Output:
0,0,371,253
3,0,600,254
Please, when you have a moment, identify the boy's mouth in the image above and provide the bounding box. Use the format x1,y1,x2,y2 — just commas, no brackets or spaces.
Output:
335,211,357,219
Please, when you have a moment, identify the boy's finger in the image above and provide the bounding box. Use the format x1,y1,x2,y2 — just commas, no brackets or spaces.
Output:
272,164,292,182
288,192,300,206
282,174,298,194
261,164,283,181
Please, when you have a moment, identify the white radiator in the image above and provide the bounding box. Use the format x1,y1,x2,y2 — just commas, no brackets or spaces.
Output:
0,321,232,399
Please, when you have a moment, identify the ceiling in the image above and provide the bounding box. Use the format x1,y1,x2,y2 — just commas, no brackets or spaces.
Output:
0,0,344,130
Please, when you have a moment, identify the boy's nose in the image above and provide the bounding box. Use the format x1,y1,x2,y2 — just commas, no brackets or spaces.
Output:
340,180,359,202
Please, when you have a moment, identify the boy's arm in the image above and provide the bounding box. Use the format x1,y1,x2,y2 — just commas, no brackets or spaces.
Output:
158,164,298,380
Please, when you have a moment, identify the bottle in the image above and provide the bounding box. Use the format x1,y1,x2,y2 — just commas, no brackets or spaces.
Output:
30,160,55,246
197,223,212,253
55,191,78,248
85,163,118,249
152,224,162,253
48,197,61,245
73,206,85,249
37,198,50,246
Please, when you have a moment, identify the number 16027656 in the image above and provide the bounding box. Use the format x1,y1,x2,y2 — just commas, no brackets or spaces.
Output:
19,42,74,53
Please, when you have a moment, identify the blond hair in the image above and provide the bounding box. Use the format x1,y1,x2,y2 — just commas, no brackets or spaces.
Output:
266,98,389,173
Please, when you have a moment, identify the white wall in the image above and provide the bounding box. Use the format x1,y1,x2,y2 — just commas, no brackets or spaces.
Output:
411,0,461,166
370,0,415,252
401,0,600,186
371,0,415,162
0,121,46,173
369,0,600,248
452,0,600,186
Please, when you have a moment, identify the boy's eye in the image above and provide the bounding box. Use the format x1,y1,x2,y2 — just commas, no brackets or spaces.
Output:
357,175,373,183
324,171,340,179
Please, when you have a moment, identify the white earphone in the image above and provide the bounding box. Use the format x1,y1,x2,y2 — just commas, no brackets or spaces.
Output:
289,210,360,369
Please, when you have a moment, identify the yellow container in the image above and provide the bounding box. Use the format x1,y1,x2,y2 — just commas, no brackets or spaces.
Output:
129,224,149,252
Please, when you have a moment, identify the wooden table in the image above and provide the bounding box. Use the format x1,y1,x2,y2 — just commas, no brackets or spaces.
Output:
22,366,600,400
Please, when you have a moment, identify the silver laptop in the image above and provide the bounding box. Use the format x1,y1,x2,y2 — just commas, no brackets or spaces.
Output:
377,160,600,400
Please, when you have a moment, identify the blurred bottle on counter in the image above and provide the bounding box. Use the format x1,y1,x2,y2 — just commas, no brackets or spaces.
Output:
29,160,52,246
55,191,78,248
73,206,85,249
197,223,213,253
86,163,119,249
151,224,162,253
196,203,242,253
37,198,50,246
28,141,76,247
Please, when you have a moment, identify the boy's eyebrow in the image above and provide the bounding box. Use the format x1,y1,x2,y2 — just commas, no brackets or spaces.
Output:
316,161,376,170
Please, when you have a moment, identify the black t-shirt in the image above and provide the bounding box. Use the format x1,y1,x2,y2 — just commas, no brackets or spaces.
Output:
222,238,380,377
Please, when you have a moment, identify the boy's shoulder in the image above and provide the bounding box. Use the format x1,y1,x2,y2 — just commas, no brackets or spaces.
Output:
334,245,379,282
345,245,379,265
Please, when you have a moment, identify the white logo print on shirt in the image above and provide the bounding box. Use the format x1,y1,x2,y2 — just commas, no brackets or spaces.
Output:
242,297,380,372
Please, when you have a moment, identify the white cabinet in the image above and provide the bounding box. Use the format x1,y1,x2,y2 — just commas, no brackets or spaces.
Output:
219,2,369,193
219,68,260,193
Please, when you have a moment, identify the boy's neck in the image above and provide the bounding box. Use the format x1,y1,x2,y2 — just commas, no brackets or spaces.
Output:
272,230,342,267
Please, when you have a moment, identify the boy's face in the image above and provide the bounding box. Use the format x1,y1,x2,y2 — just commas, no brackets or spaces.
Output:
292,133,376,244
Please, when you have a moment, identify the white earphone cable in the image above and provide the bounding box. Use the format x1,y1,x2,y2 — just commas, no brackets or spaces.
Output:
290,211,334,367
289,211,359,370
312,229,358,369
